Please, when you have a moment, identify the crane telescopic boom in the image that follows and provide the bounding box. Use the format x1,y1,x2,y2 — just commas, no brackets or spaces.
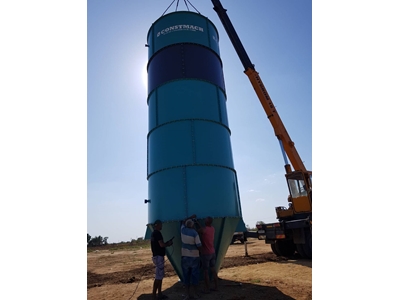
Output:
211,0,308,174
212,0,312,221
212,0,312,259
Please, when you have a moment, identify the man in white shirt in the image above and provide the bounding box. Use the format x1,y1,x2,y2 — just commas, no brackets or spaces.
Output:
181,214,202,299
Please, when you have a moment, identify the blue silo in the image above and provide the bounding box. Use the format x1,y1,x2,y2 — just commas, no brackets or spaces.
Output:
144,11,246,281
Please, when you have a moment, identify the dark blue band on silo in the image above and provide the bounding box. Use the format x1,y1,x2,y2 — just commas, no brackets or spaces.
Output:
147,43,225,95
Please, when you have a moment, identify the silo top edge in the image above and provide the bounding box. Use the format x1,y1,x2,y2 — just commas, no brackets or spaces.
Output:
146,11,220,42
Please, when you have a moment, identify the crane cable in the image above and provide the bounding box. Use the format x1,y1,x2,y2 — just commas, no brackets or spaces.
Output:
182,0,189,11
185,0,201,14
161,0,201,16
161,0,176,16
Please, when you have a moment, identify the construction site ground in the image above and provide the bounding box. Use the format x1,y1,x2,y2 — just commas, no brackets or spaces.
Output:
87,238,312,300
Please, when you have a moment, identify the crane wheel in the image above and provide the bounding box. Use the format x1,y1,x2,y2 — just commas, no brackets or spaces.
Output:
296,230,312,259
296,244,306,258
276,240,296,257
302,230,312,259
271,240,295,257
271,242,281,256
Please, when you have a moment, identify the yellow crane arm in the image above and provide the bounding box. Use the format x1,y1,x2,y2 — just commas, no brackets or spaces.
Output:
244,68,307,173
212,0,309,174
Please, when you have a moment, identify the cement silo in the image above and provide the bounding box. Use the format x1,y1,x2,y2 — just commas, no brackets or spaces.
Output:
144,11,245,281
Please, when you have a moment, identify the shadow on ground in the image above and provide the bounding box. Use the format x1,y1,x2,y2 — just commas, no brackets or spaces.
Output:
88,252,310,290
137,278,295,300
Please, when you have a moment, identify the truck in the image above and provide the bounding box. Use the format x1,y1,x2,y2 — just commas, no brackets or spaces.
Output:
231,232,246,245
212,0,312,259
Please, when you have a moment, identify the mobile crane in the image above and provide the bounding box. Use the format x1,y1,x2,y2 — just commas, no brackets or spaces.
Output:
212,0,312,258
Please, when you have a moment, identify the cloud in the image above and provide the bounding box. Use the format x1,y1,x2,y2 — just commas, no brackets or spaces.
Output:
255,198,265,202
264,173,280,184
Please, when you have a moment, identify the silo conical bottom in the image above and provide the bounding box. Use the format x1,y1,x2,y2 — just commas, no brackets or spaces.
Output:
146,217,242,281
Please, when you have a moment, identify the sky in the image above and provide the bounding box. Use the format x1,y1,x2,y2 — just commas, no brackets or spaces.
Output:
87,0,312,244
2,0,400,299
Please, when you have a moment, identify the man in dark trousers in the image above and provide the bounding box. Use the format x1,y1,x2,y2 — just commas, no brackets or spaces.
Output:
181,214,202,300
197,216,218,293
151,220,173,300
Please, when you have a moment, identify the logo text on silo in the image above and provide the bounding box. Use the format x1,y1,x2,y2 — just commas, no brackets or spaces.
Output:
157,25,204,37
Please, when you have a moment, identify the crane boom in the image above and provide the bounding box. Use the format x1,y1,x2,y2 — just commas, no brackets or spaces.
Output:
212,0,312,258
212,0,308,173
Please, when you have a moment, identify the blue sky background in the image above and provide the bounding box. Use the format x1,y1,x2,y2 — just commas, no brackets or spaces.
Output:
88,0,312,243
2,0,400,299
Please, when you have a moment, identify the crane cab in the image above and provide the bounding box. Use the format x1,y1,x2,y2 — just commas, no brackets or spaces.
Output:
276,171,312,219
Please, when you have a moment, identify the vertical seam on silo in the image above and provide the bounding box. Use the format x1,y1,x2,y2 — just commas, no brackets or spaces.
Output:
147,134,149,178
234,174,243,216
215,217,226,258
206,20,211,49
191,120,196,164
181,44,185,78
151,25,155,57
216,85,222,123
183,166,188,215
155,89,158,126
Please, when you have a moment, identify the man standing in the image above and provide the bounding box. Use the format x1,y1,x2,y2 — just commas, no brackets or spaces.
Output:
181,214,202,300
197,216,218,293
151,220,173,300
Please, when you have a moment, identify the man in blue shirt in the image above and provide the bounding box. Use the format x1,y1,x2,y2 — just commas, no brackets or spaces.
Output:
181,214,202,300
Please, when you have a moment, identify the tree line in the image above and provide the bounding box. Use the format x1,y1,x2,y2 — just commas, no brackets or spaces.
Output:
87,233,108,246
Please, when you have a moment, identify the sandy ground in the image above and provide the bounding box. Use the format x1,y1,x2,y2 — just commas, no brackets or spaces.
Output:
87,239,311,300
